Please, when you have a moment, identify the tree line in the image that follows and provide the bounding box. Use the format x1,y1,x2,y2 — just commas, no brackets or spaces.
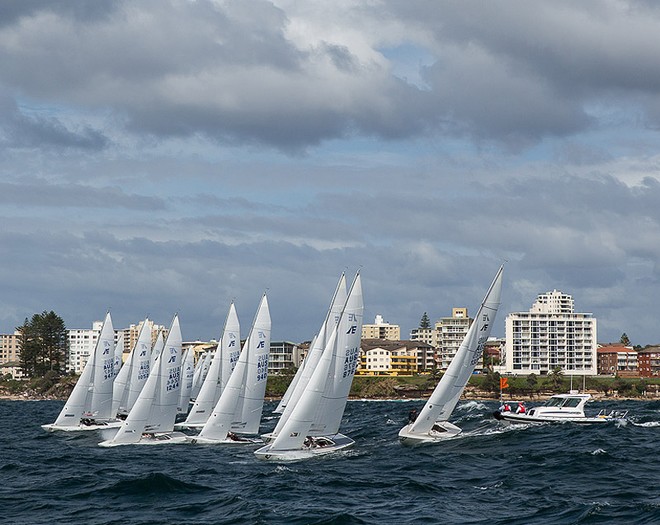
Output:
17,311,68,378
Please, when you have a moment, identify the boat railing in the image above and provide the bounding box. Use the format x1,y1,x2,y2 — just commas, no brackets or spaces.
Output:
596,409,629,420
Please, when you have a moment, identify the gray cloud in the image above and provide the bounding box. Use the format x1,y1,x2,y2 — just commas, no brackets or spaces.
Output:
4,1,658,150
0,179,165,210
2,1,660,349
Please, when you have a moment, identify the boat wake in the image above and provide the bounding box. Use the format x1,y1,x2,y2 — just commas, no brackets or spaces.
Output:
631,420,660,427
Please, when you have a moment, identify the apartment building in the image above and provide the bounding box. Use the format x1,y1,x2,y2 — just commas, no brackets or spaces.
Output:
119,319,168,356
504,290,597,375
597,344,638,377
0,332,23,379
268,341,302,374
637,346,660,377
438,308,472,369
361,315,401,341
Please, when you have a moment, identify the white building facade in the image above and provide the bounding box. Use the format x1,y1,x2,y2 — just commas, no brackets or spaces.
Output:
361,314,401,341
67,320,104,374
504,290,597,376
438,308,472,369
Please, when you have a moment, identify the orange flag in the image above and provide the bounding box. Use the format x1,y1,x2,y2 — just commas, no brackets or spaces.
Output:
500,377,509,389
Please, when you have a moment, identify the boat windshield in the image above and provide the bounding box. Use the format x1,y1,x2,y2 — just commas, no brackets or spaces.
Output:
563,397,582,408
544,396,584,408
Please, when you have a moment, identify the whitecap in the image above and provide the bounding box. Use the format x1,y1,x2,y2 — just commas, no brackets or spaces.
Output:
632,421,660,427
591,448,607,455
457,401,487,412
475,480,503,490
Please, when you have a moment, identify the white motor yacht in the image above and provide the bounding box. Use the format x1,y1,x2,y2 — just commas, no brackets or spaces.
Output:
493,393,628,424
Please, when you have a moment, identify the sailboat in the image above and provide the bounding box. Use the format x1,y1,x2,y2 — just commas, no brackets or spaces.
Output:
273,274,347,416
189,351,211,401
99,315,185,447
177,302,241,429
254,272,363,462
176,347,195,416
42,312,121,432
398,265,504,445
189,294,271,444
112,332,124,380
111,318,154,419
263,273,347,442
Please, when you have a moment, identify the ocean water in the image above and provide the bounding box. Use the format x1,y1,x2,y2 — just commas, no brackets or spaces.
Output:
2,398,659,525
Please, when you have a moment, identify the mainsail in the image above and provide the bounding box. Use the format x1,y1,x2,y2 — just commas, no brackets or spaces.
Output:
403,265,504,440
196,294,271,441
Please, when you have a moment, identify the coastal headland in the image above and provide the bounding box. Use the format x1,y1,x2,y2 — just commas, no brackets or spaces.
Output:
2,373,658,402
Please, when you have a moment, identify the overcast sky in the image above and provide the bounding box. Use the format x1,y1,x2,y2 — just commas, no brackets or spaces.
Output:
2,0,660,346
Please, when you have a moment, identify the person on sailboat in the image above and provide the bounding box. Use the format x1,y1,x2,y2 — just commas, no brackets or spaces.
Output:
408,408,418,424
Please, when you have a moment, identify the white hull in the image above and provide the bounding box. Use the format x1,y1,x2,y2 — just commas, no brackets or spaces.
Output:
494,411,617,425
254,433,354,462
42,420,123,433
187,434,263,445
99,431,188,447
493,393,629,426
173,422,205,430
398,421,463,446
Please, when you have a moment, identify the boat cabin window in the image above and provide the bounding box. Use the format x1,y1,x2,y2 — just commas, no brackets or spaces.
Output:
544,397,565,407
563,397,582,408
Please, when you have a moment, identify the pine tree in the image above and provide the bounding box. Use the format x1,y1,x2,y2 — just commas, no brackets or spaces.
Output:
420,312,431,329
620,333,631,346
17,311,68,377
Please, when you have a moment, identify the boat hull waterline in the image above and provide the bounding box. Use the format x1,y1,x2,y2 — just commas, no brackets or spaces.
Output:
254,433,355,462
98,431,189,447
42,420,122,433
493,411,625,425
398,421,463,445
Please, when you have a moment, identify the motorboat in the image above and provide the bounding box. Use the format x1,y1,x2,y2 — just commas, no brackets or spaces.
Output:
493,392,628,424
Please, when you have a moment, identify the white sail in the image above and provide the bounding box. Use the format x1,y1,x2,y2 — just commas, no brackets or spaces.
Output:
400,265,504,443
183,303,240,426
269,274,347,441
190,351,211,400
88,314,116,420
196,294,271,442
43,312,115,431
113,332,124,380
275,273,347,414
120,319,154,416
111,333,131,418
104,315,183,445
177,348,195,414
265,273,363,453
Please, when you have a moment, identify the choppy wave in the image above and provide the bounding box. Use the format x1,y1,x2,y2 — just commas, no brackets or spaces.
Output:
2,398,660,524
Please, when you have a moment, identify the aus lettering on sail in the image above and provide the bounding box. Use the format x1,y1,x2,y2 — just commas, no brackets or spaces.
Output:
166,347,181,392
469,312,491,367
343,313,360,378
102,340,115,380
256,331,269,382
